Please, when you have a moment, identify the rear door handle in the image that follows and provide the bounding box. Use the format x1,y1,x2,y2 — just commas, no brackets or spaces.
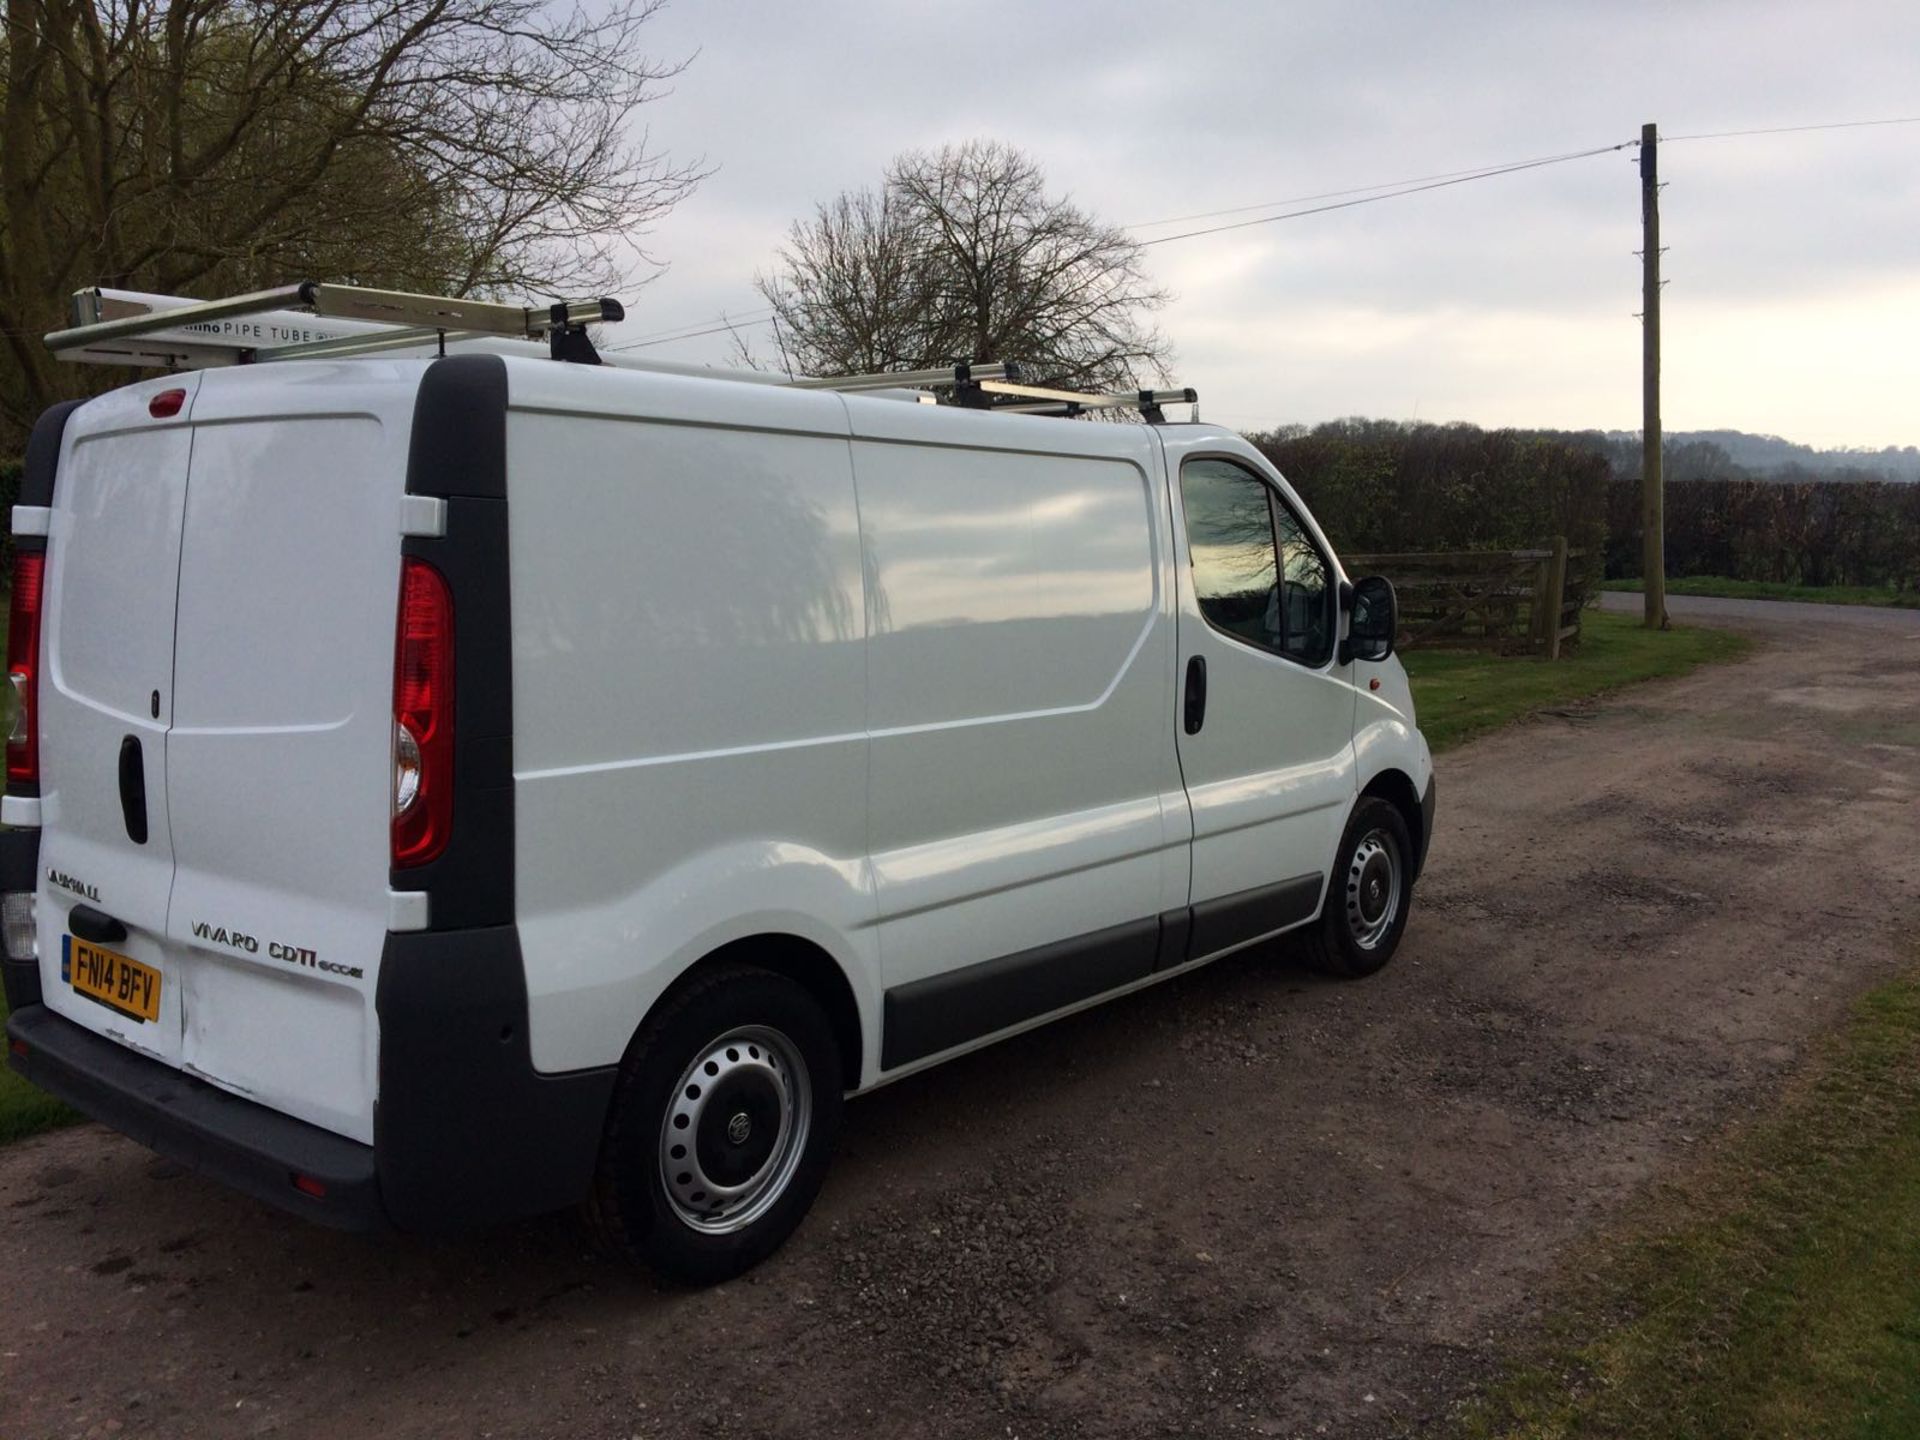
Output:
69,904,128,945
118,735,149,845
1183,655,1208,735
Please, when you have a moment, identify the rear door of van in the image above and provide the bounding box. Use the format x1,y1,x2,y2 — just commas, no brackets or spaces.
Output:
34,376,200,1067
33,363,417,1143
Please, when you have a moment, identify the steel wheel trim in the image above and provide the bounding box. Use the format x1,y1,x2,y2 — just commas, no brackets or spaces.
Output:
1344,828,1402,951
659,1025,812,1235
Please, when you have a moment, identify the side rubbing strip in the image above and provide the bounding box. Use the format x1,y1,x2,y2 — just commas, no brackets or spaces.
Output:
881,916,1160,1070
1187,874,1322,959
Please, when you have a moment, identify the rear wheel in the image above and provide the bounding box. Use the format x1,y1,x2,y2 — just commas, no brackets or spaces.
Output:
587,963,843,1284
1301,797,1414,979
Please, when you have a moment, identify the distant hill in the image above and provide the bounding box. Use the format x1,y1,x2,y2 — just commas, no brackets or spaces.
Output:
1591,430,1920,482
1255,421,1920,484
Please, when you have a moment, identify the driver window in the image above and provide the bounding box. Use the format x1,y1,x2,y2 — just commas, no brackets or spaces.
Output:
1181,458,1334,667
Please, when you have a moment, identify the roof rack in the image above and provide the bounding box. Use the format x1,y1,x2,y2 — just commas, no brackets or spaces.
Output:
43,282,1201,420
787,360,1198,421
46,282,624,367
787,360,1014,392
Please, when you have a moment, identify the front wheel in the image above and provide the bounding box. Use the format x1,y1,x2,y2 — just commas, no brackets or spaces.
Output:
587,963,843,1284
1302,797,1414,979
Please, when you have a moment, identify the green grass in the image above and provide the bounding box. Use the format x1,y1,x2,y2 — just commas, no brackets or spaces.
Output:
0,989,79,1144
0,678,79,1144
1600,576,1920,609
1457,969,1920,1439
1404,610,1752,752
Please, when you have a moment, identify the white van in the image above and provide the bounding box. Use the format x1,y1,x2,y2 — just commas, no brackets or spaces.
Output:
3,285,1433,1282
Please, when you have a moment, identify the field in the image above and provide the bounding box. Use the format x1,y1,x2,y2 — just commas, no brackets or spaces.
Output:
1601,575,1920,609
1403,609,1752,751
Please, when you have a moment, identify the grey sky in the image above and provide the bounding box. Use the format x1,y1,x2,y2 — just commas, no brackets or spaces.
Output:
610,1,1919,448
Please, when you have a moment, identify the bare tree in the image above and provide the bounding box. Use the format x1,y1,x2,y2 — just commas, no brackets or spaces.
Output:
757,140,1169,388
0,0,705,443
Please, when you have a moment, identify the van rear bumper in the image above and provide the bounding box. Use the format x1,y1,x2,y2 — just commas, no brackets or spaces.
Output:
4,924,620,1236
5,1003,385,1230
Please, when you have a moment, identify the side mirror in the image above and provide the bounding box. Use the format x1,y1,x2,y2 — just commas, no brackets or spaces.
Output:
1344,574,1397,663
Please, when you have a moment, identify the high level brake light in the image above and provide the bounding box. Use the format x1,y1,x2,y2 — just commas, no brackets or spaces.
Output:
7,551,46,788
392,558,454,867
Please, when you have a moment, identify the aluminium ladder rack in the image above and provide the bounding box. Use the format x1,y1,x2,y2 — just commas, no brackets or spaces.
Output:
44,282,625,368
791,362,1198,422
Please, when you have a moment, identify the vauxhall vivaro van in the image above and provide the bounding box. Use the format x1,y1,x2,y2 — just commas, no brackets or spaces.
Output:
4,284,1434,1281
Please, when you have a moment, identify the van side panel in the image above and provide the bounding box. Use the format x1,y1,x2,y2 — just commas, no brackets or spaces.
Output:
846,403,1189,1070
502,365,875,1077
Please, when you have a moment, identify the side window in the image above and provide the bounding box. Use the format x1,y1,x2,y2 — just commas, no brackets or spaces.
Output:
1181,458,1334,667
1271,495,1335,665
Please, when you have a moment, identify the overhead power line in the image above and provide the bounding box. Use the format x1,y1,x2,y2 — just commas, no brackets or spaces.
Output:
604,307,774,352
1135,143,1634,247
1126,144,1628,229
607,113,1919,349
1665,115,1920,142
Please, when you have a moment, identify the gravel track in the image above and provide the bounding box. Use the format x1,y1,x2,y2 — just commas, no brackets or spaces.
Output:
4,600,1918,1439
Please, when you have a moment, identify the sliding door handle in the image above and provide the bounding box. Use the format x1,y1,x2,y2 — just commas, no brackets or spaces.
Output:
1183,655,1208,735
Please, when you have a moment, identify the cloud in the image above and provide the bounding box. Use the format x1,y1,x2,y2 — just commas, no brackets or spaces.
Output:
615,0,1920,446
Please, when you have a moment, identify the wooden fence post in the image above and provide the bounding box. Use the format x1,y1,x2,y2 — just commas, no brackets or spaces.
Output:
1530,553,1552,651
1546,535,1570,661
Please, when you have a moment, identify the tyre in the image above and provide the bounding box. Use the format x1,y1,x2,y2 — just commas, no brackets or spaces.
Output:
1301,797,1415,979
587,963,843,1284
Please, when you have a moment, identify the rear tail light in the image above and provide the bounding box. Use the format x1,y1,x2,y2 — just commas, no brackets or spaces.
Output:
392,558,454,867
2,891,36,961
6,551,46,788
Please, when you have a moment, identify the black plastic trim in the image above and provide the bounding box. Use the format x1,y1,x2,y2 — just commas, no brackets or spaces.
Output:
1416,776,1437,882
1188,873,1323,959
374,925,616,1232
9,400,85,801
0,827,42,1010
392,354,515,930
881,915,1161,1070
1154,906,1192,972
5,1004,384,1231
67,904,127,944
17,398,85,508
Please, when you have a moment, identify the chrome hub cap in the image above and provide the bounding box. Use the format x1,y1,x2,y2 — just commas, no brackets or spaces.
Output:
1345,829,1402,951
659,1025,810,1234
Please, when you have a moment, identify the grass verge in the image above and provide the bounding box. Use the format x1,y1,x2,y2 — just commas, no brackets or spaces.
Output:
0,991,79,1144
1404,610,1752,752
0,679,71,1144
1456,969,1920,1439
1600,576,1920,609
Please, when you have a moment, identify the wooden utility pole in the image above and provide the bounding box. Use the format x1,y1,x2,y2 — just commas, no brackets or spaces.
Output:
1640,122,1668,628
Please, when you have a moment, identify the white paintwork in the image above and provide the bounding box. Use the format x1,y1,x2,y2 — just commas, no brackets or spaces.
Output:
398,494,447,538
35,374,200,1070
851,402,1189,998
10,505,50,538
25,348,1431,1151
32,363,417,1142
503,364,877,1077
1161,431,1359,935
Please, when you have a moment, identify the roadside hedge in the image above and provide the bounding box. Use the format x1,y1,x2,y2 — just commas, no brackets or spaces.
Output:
1251,420,1920,594
1251,420,1609,582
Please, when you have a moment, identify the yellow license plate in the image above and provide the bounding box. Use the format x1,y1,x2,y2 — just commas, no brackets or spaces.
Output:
66,937,161,1024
